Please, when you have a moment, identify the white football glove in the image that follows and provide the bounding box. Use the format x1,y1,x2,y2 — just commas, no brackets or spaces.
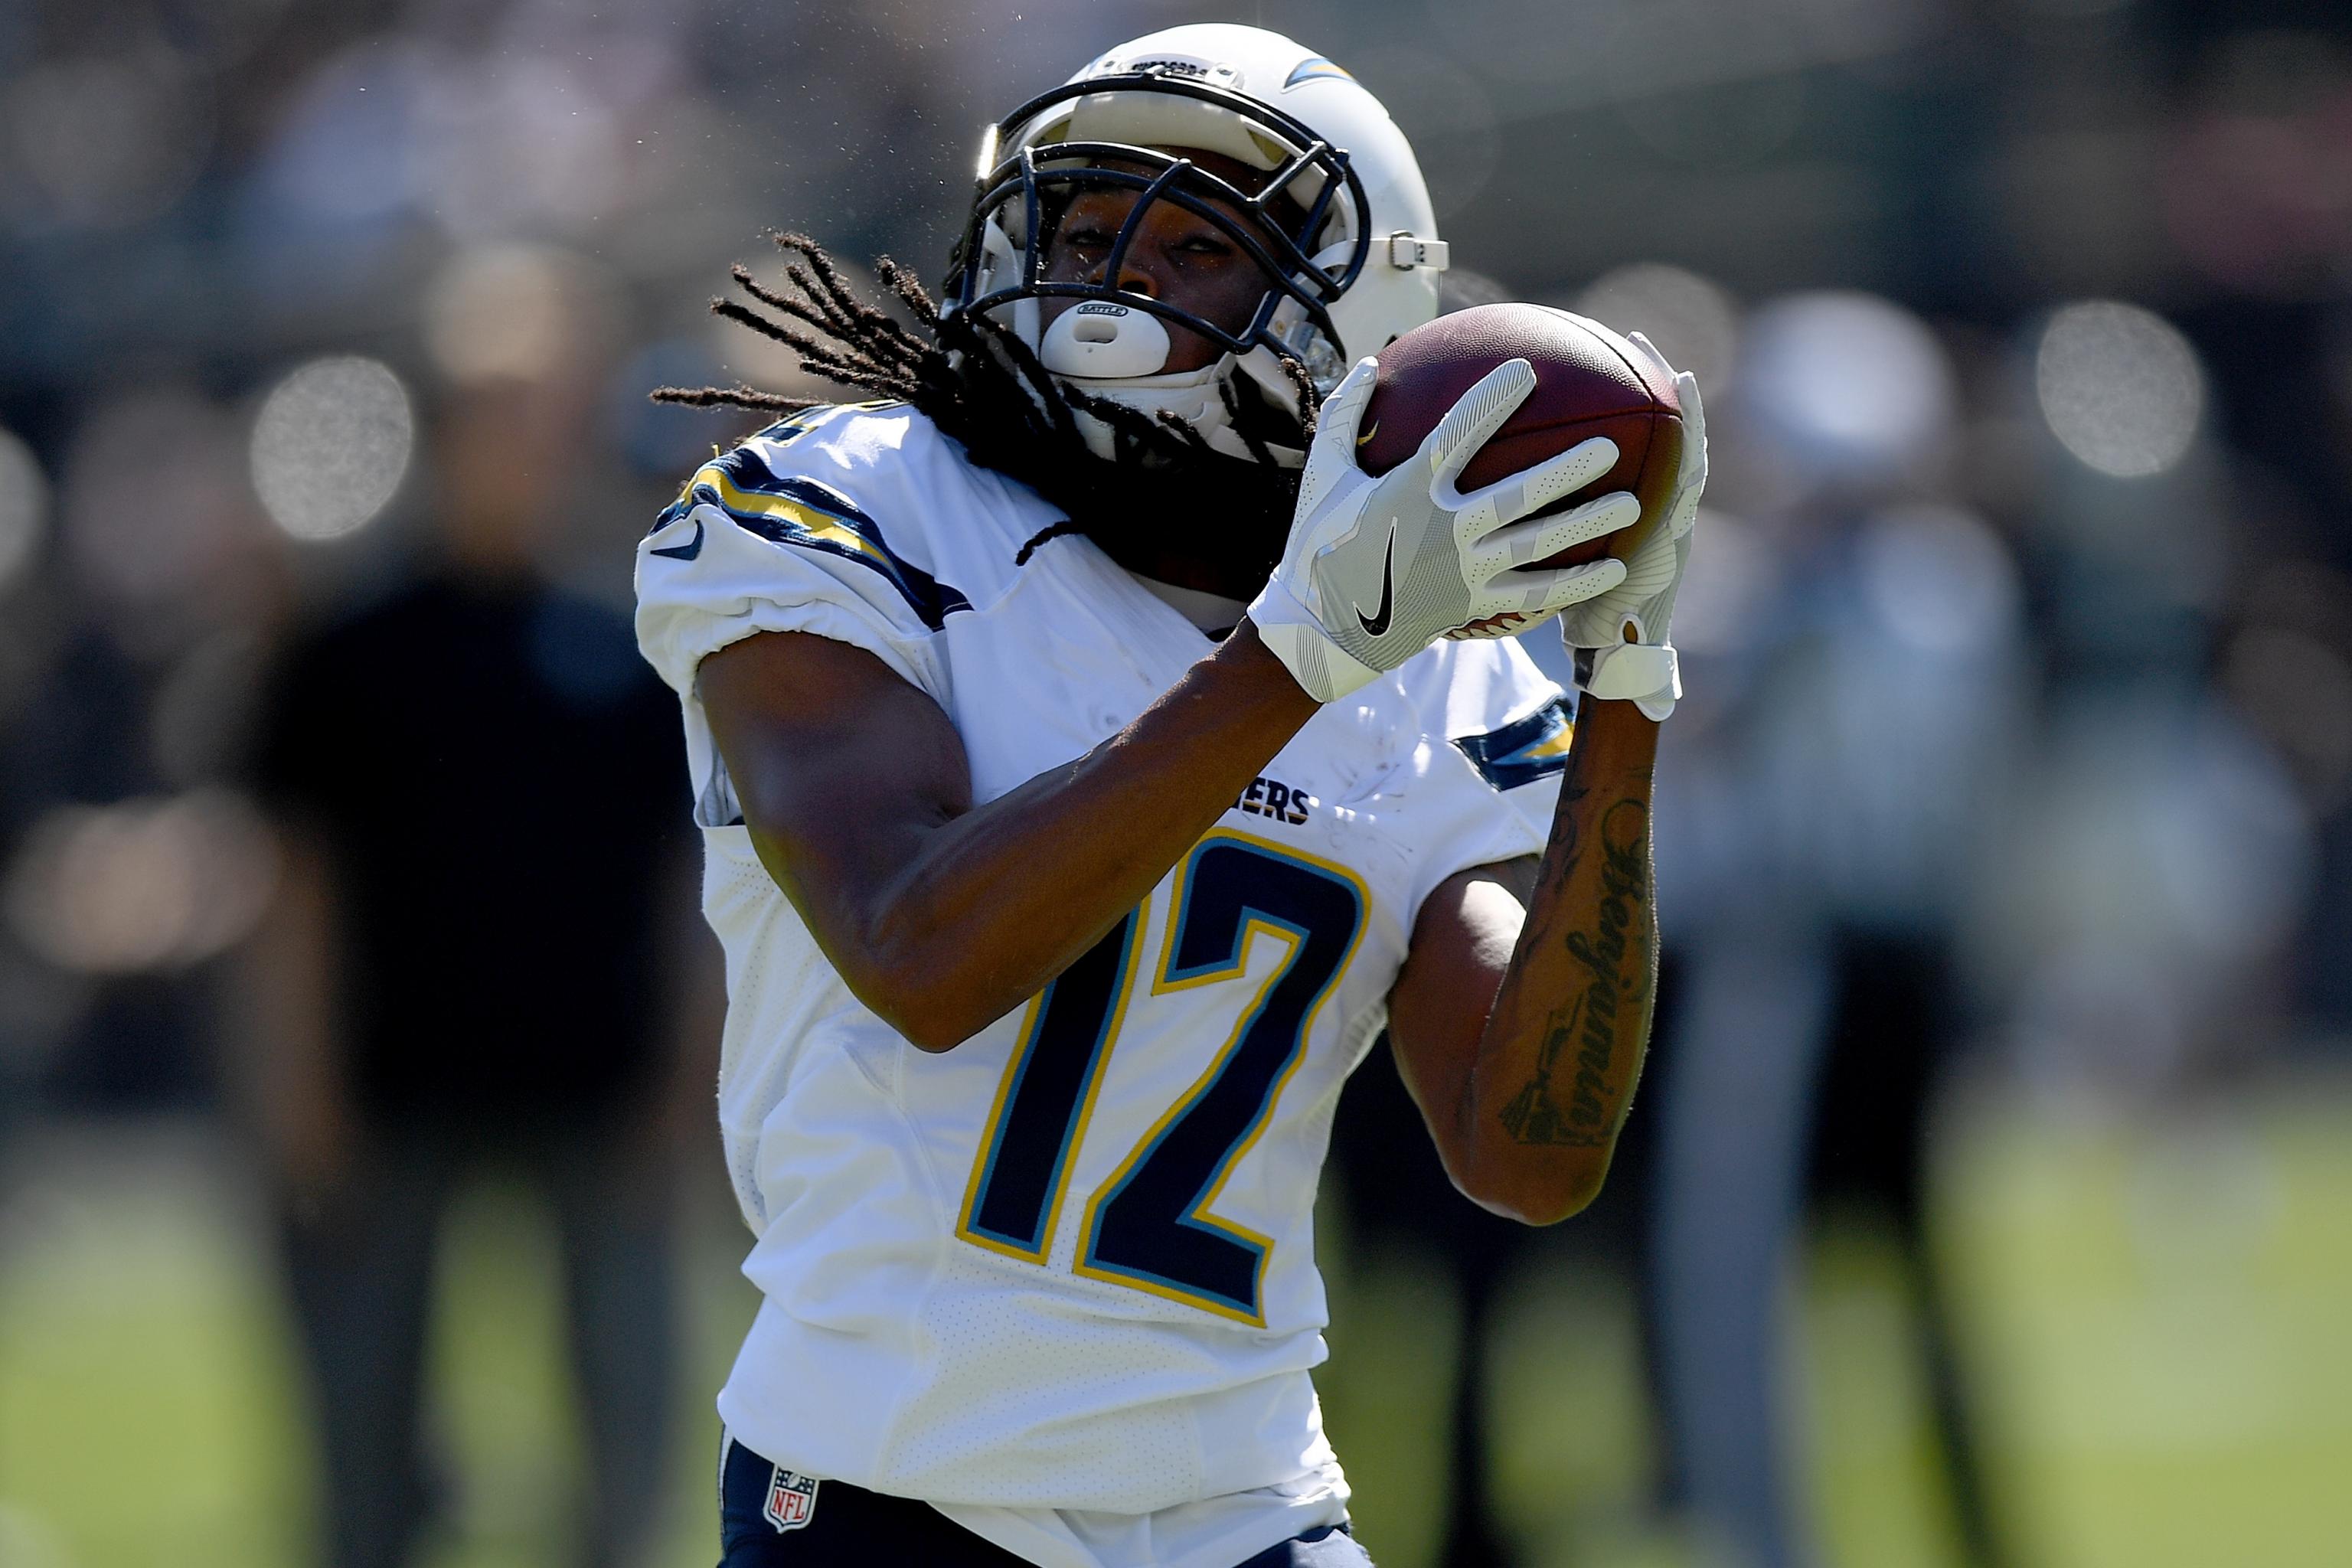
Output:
1556,332,1707,722
1249,355,1641,702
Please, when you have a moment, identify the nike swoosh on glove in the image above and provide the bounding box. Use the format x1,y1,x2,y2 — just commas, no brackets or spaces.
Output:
1249,355,1642,703
1555,331,1707,721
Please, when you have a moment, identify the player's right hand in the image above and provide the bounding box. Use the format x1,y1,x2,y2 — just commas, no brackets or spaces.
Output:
1247,356,1638,702
1555,331,1707,722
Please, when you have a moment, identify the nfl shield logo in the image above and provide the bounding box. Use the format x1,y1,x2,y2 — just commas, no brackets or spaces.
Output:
763,1465,819,1533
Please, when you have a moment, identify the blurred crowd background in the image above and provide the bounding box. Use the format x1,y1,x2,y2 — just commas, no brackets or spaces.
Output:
4,1,2350,1566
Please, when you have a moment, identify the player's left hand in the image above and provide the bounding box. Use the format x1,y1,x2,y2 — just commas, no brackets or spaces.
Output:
1554,332,1706,721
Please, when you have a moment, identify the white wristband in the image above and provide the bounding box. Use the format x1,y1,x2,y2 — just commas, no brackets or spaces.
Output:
1575,641,1681,720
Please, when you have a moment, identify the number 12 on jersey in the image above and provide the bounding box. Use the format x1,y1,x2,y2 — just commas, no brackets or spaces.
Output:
957,833,1367,1325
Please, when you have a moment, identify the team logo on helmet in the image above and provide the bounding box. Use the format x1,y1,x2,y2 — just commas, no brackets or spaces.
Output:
1282,57,1354,89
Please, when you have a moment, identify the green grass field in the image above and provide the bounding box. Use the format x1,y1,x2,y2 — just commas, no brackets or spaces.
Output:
4,1079,2349,1568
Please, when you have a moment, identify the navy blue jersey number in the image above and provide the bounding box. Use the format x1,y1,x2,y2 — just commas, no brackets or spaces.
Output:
957,911,1142,1261
1079,837,1365,1320
957,833,1365,1324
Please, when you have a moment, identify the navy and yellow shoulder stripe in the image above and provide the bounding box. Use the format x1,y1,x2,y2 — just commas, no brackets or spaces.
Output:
1454,695,1575,790
647,407,970,632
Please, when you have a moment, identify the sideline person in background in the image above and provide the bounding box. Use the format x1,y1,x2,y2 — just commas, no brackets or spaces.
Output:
1641,309,2027,1566
238,354,705,1568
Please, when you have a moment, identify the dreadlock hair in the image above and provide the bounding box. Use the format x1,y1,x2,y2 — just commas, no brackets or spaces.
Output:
653,233,1322,597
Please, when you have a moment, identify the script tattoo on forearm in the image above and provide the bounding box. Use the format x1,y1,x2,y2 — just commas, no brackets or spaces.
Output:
1498,799,1651,1147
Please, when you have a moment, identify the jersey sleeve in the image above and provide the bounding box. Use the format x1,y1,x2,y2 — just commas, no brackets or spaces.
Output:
1390,637,1575,926
632,408,971,706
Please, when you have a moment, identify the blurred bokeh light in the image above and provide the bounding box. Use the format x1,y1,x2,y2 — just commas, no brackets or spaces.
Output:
1739,291,1956,483
426,245,612,387
2,791,279,975
248,357,413,541
2036,300,2205,479
1853,502,2020,655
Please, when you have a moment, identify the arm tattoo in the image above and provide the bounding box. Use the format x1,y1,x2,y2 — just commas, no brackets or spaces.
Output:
1497,799,1651,1147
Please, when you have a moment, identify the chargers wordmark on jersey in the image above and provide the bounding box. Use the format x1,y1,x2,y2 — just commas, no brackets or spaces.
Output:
763,1466,818,1533
1234,773,1315,825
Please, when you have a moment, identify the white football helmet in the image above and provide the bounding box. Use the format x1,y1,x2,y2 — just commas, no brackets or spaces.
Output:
941,24,1448,462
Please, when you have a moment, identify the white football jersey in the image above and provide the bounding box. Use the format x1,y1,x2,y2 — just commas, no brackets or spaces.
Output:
634,403,1572,1561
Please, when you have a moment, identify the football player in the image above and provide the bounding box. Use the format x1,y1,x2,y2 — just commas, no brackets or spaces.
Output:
635,24,1704,1568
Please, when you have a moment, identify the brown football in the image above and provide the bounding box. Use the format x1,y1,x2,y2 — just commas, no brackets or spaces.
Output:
1356,303,1683,571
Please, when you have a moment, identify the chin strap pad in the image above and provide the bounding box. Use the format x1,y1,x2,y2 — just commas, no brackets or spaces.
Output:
1574,640,1681,722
